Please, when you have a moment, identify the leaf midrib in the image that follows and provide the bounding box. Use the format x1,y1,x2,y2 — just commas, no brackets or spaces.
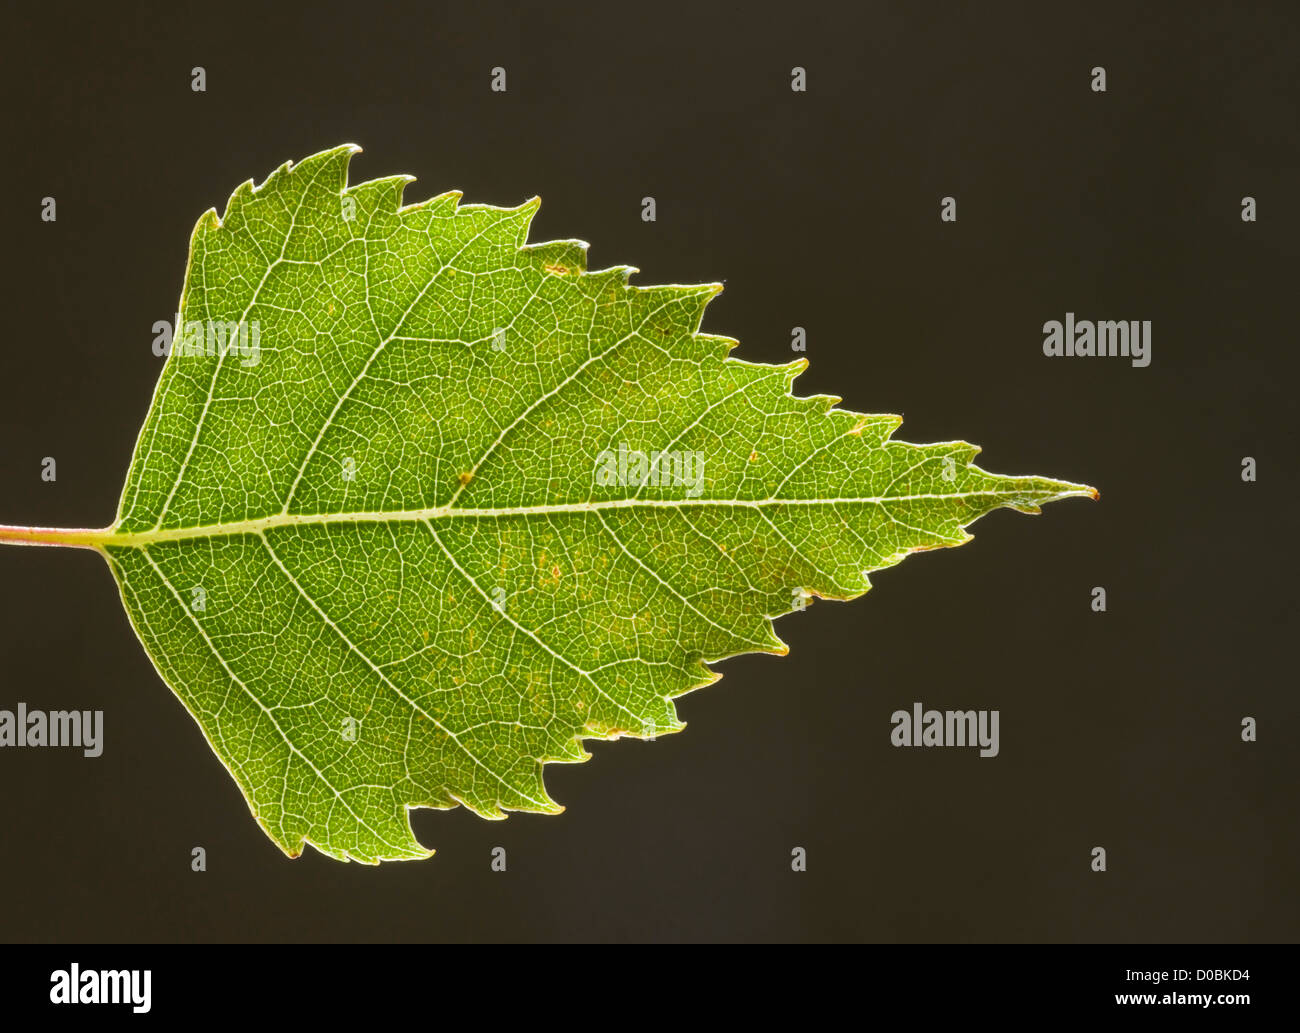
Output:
101,488,1088,549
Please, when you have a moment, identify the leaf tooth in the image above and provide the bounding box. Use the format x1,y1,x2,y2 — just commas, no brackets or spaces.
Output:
583,264,638,292
523,238,590,277
447,790,505,820
191,207,221,238
295,142,361,195
757,624,790,657
698,333,740,356
273,143,357,198
216,181,255,227
508,195,544,245
627,281,722,339
543,736,590,764
846,413,903,445
453,194,541,248
406,188,462,216
355,173,417,213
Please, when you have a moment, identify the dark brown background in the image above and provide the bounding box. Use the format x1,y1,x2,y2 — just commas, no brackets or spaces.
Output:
0,1,1294,942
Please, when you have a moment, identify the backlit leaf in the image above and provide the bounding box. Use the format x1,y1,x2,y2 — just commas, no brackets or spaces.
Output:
0,146,1095,862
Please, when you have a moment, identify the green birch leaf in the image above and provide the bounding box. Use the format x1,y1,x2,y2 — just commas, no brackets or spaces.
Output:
1,146,1096,863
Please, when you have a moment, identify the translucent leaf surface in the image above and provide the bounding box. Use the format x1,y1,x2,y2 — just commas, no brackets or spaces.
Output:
87,146,1092,862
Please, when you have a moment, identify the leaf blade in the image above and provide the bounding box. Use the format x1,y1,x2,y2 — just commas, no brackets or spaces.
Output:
107,146,1094,862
